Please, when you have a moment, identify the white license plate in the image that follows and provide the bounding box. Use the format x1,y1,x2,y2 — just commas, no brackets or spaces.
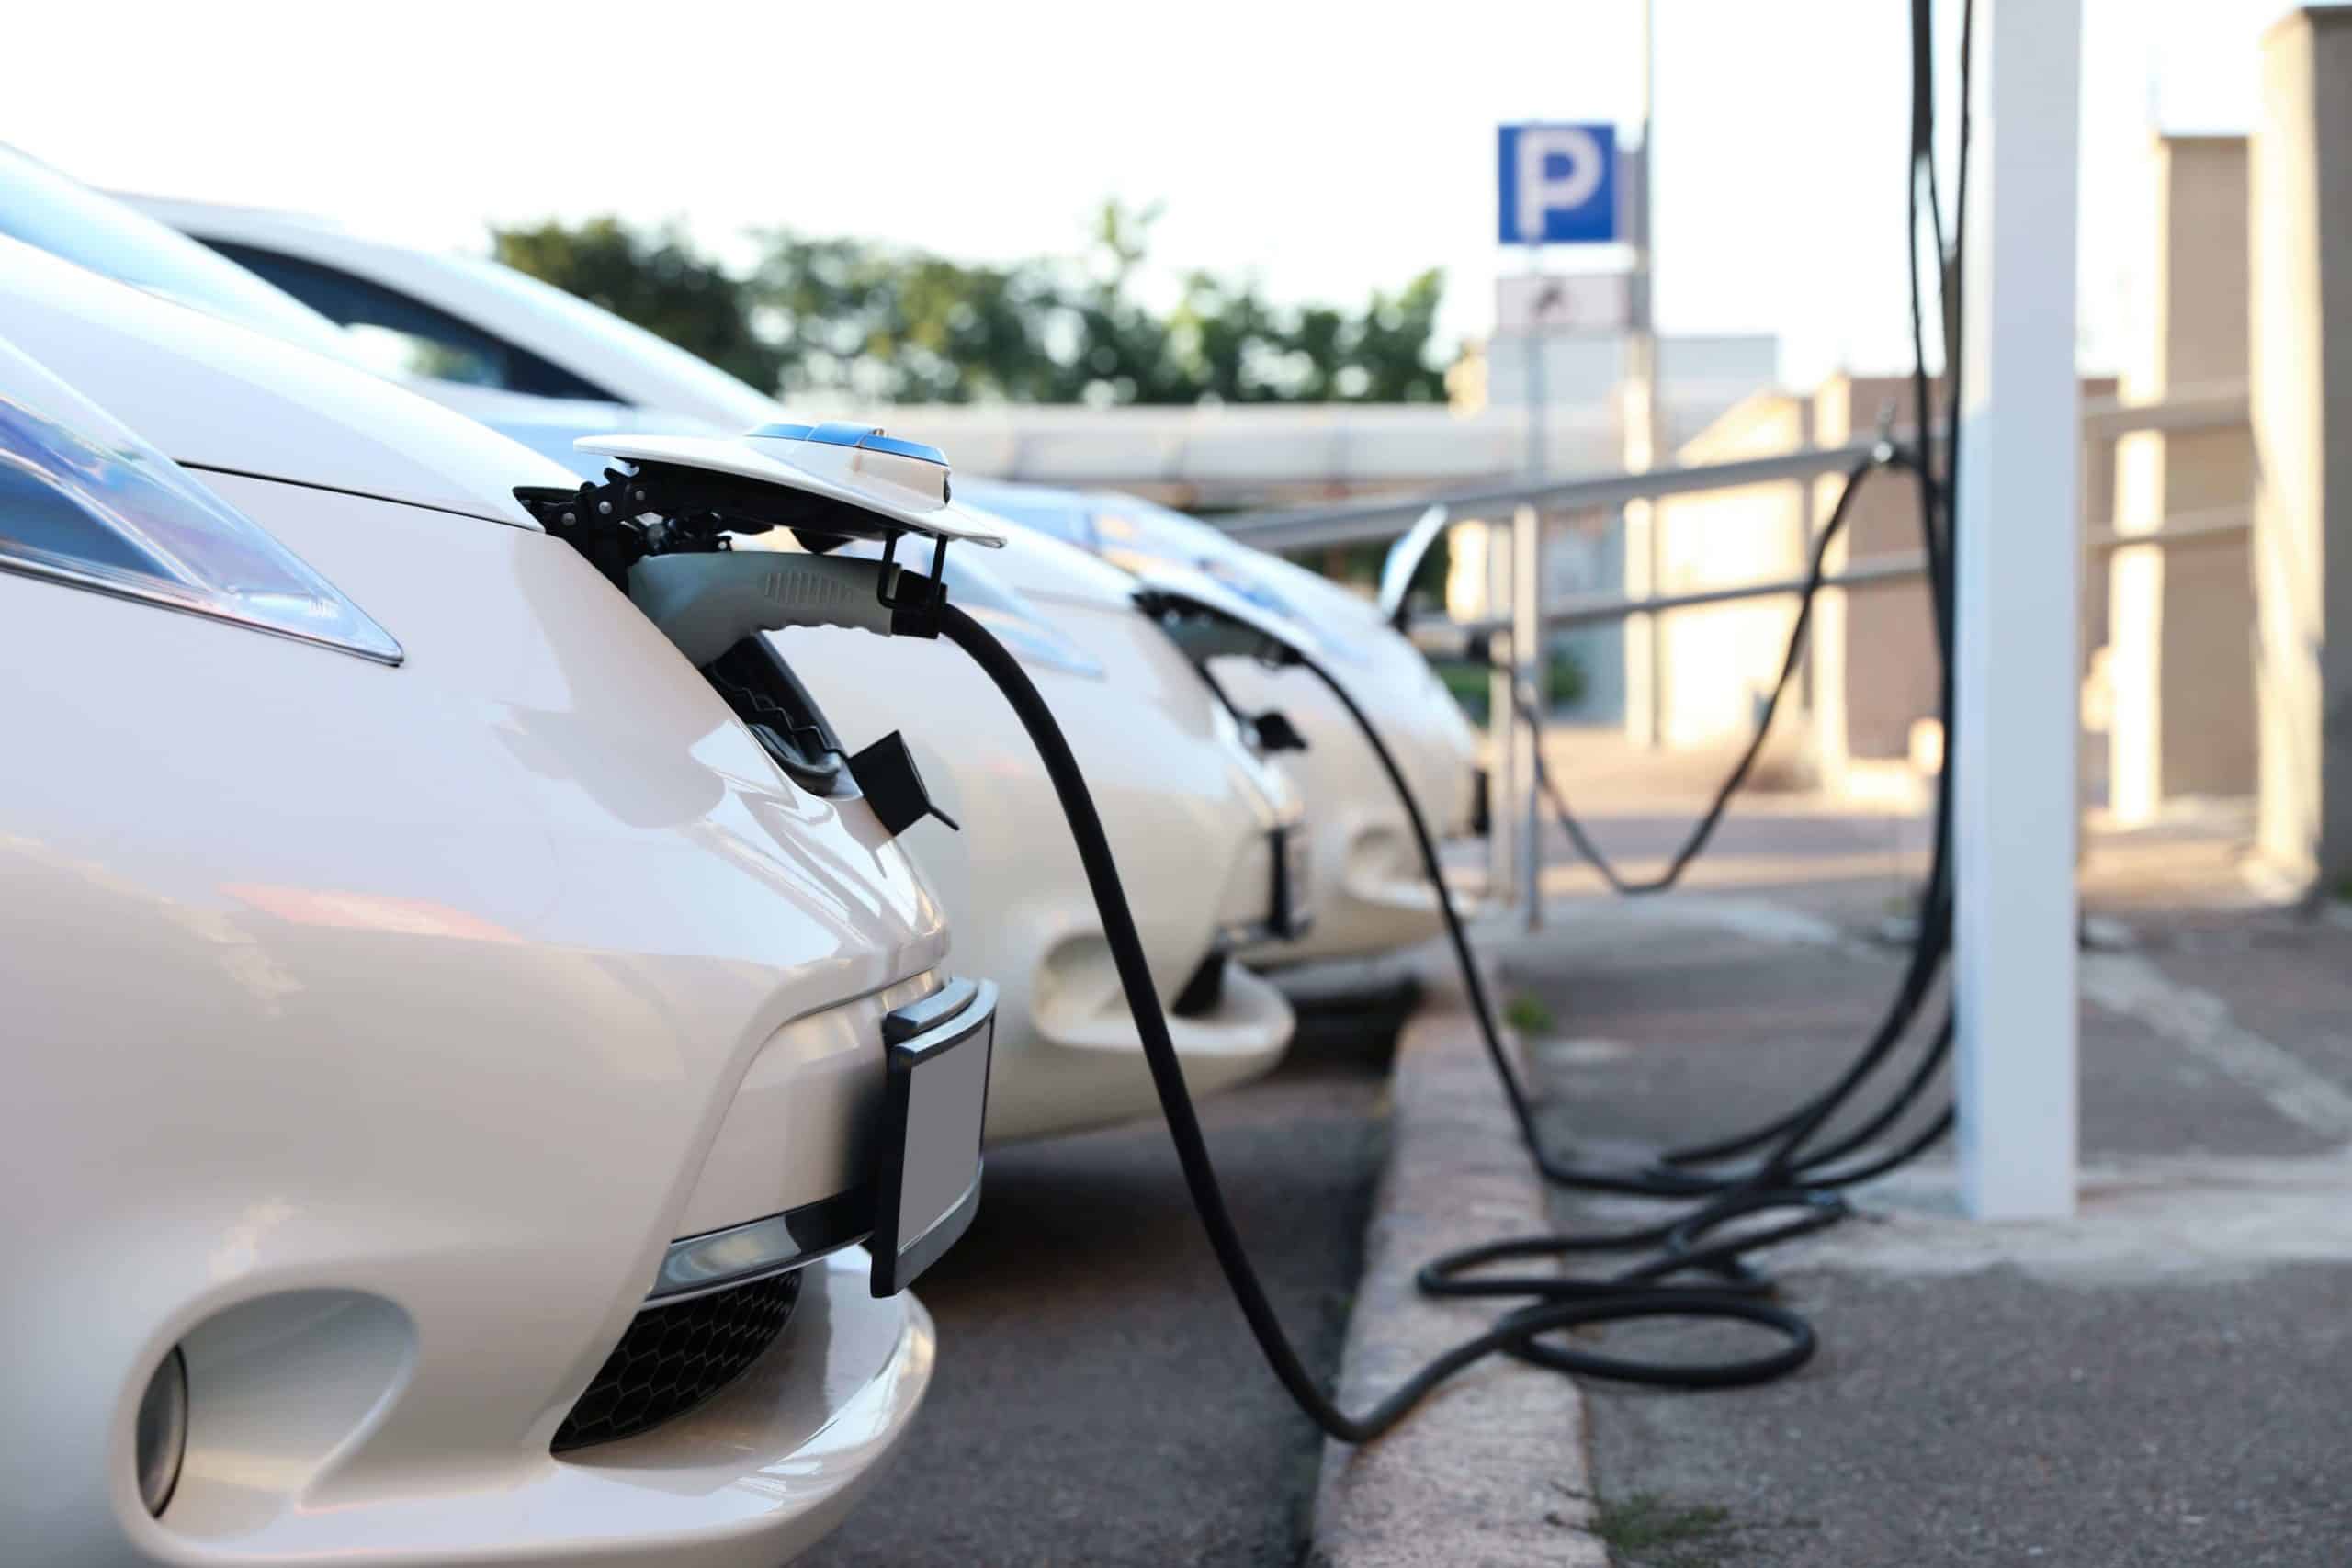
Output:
868,978,995,1296
1282,826,1313,930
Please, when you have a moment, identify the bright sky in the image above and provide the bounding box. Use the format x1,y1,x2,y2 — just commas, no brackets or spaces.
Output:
4,0,2295,389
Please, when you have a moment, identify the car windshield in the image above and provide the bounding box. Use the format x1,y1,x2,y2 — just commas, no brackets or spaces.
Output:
436,253,783,430
0,148,357,362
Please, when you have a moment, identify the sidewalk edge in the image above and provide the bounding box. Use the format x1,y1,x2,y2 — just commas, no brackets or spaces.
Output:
1307,955,1605,1567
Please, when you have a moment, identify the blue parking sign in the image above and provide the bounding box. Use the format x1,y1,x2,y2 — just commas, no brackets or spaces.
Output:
1498,123,1619,244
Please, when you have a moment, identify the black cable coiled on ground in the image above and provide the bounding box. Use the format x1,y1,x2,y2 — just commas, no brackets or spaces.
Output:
944,603,1826,1439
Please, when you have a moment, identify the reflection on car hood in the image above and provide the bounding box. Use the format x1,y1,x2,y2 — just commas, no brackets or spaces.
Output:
1096,524,1377,668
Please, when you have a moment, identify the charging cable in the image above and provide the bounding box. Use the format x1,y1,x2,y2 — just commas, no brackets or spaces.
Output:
562,0,1973,1436
938,602,1834,1433
933,436,1961,1429
931,0,1979,1409
592,444,1953,1425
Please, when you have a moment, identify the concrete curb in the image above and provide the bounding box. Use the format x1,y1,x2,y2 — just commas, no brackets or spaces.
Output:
1307,955,1606,1567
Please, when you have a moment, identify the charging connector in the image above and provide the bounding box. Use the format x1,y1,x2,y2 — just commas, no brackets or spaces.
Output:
628,552,907,666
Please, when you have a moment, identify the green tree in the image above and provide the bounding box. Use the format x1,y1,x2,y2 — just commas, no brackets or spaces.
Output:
492,218,785,395
1054,200,1193,404
752,233,1069,403
495,209,1451,408
1353,269,1449,402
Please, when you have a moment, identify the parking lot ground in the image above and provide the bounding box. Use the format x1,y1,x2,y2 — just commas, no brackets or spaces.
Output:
1494,742,2352,1567
801,989,1407,1568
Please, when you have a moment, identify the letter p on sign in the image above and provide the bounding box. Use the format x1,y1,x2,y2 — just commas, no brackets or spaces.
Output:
1498,123,1619,245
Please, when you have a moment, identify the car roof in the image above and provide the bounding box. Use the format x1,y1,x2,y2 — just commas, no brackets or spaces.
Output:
0,234,574,528
123,195,783,432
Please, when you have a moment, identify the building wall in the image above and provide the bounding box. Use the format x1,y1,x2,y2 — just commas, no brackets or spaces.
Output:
1650,369,2126,794
2253,8,2352,886
1650,390,1815,749
1810,375,1943,784
2107,134,2258,822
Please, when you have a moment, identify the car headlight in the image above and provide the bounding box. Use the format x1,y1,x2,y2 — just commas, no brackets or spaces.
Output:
0,338,400,663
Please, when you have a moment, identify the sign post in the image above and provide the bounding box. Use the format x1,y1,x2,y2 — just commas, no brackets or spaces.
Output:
1498,119,1623,927
1623,2,1663,749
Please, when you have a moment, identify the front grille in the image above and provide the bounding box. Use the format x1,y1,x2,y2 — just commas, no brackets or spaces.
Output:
552,1269,803,1452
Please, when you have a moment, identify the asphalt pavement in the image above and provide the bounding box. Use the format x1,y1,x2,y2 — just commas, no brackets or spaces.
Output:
801,996,1406,1568
1499,757,2352,1568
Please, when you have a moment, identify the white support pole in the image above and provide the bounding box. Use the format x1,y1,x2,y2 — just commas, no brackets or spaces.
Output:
1513,503,1545,929
1622,0,1663,749
1487,521,1519,908
1954,0,2081,1219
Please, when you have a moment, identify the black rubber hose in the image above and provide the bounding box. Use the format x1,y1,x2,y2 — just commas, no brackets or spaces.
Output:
930,452,1958,1414
1514,673,1954,1179
1503,447,1914,898
1713,0,1970,1190
1297,631,1954,1210
1415,447,1955,1200
938,603,1825,1438
1489,445,1959,1178
916,0,1976,1418
1291,649,1728,1197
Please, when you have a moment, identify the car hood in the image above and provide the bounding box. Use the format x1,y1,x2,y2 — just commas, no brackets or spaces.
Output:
1096,505,1481,766
965,520,1146,612
0,237,575,528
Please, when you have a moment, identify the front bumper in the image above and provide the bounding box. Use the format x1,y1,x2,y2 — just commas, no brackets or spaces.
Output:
0,484,966,1568
664,976,996,1304
995,955,1296,1142
149,1249,930,1568
122,978,994,1566
1214,820,1315,949
1243,811,1453,966
1214,657,1479,968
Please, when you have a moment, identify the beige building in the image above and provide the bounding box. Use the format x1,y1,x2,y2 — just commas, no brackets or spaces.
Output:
1646,129,2267,821
2107,136,2256,824
2252,7,2352,890
1643,370,2125,799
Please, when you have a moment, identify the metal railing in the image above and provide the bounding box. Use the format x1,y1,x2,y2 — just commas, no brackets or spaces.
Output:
1220,439,1891,554
1207,384,2253,920
1214,385,2251,556
1431,502,2255,643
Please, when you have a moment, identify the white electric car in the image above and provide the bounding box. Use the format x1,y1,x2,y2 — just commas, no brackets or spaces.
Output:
120,194,1478,964
959,480,1485,964
731,497,1308,1142
0,237,994,1563
1,150,1306,1143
